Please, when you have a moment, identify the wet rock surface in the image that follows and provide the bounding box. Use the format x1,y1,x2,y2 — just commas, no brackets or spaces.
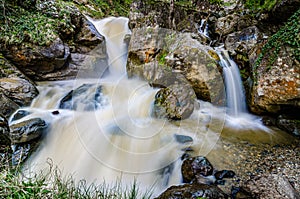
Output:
156,183,228,199
276,115,300,136
157,155,235,198
182,156,214,183
0,115,10,146
9,118,48,165
59,83,107,111
10,110,31,122
153,81,196,120
10,118,48,144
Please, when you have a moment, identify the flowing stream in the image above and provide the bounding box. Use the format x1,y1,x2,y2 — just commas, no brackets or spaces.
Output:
12,17,292,197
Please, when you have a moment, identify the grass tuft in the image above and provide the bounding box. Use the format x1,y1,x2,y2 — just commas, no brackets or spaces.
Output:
0,157,153,199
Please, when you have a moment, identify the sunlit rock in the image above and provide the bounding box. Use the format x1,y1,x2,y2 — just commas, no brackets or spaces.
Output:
127,27,224,103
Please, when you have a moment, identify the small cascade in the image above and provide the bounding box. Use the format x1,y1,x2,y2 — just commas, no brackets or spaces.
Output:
198,18,209,38
86,16,131,75
216,48,247,116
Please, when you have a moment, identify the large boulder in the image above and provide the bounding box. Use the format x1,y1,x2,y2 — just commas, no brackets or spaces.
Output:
0,54,38,117
0,77,39,106
248,8,300,136
249,46,300,115
10,118,48,165
3,38,70,78
127,27,224,104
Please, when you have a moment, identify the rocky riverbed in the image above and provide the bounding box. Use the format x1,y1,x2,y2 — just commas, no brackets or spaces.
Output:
212,137,300,198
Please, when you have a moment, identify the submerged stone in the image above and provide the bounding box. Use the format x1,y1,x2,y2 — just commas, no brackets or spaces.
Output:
174,134,193,144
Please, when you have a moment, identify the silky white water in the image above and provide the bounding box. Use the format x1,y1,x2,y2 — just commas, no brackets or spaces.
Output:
16,17,277,197
17,17,223,196
216,48,248,116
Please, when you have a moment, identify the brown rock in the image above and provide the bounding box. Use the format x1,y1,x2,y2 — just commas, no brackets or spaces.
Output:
156,183,228,199
0,115,10,146
181,156,214,183
0,77,38,107
127,27,224,104
249,46,300,114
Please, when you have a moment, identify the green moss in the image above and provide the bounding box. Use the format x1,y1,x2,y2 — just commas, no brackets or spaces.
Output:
253,8,300,83
244,0,278,11
78,0,133,18
158,50,168,65
208,0,223,5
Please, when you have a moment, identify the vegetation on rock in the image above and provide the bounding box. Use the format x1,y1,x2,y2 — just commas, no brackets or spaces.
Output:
0,0,132,46
253,8,300,82
243,0,278,11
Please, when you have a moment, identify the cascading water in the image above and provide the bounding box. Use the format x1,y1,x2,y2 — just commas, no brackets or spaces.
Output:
216,48,248,116
18,17,226,196
197,18,209,38
85,16,131,76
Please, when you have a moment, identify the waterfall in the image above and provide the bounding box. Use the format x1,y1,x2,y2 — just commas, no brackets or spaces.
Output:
86,16,131,75
15,16,275,198
198,18,209,38
216,48,247,116
19,17,225,197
